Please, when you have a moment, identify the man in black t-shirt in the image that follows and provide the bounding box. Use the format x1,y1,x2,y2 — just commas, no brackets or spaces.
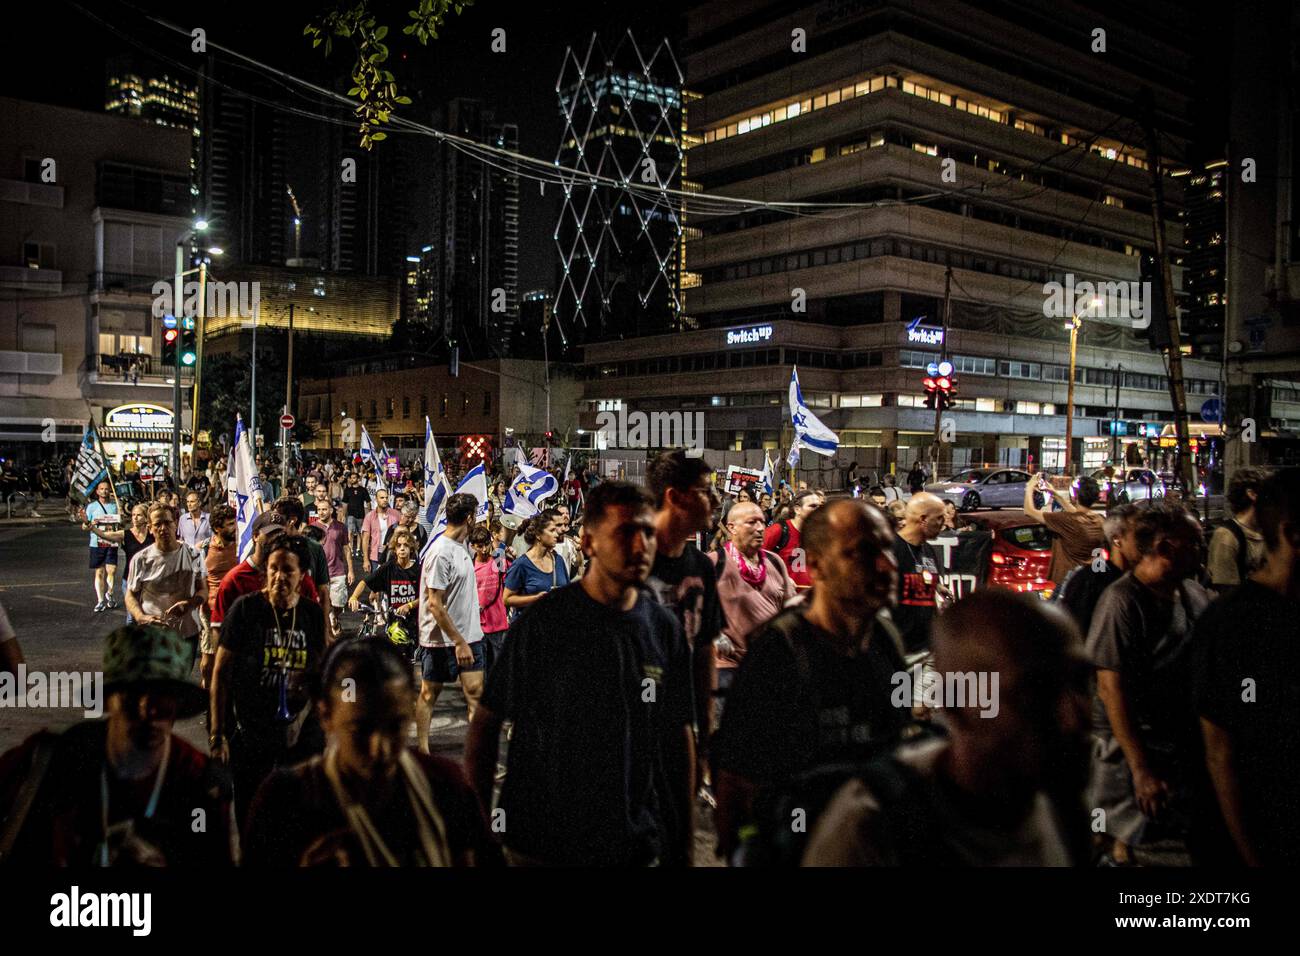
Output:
713,498,911,862
890,493,952,655
644,451,726,747
342,473,370,557
1195,468,1300,865
210,537,328,825
466,482,696,866
185,465,212,507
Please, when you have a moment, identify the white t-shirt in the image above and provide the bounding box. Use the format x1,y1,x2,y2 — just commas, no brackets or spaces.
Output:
0,600,14,645
418,534,483,648
127,543,205,639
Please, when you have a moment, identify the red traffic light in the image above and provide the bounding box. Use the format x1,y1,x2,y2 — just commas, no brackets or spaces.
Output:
922,377,937,390
937,376,951,390
164,329,179,343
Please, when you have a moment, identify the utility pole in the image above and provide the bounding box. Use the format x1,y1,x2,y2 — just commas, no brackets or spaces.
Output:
171,243,184,475
281,303,294,492
541,300,552,437
1112,362,1123,463
929,266,953,477
1139,92,1197,497
190,261,207,465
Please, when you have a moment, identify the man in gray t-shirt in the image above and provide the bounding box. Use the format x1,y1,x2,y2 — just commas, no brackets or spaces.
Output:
414,493,484,753
1084,505,1208,862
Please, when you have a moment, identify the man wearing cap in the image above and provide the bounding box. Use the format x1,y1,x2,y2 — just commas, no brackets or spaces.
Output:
0,625,237,866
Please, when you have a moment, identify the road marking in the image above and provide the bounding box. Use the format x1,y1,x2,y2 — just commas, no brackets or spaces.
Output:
32,594,84,606
0,581,83,590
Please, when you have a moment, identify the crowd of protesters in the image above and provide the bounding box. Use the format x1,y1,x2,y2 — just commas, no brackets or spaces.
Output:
0,445,1296,870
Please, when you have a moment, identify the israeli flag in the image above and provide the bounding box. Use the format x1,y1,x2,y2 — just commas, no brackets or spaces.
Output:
360,425,386,497
421,462,489,561
504,462,559,519
421,418,448,526
789,366,839,458
232,416,264,561
761,453,774,496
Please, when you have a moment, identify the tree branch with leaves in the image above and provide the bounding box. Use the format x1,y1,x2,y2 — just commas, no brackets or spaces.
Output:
305,0,474,149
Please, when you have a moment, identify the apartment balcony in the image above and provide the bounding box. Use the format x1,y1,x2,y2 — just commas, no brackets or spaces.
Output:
0,265,63,294
88,271,164,305
0,177,64,208
84,353,179,388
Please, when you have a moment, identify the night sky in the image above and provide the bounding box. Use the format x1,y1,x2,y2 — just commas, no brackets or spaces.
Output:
3,0,693,290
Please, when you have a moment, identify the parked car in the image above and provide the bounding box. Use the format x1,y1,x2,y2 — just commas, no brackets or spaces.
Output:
1088,468,1165,505
925,468,1034,512
961,512,1054,597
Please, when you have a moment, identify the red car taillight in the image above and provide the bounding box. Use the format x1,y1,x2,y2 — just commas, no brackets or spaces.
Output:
990,552,1026,568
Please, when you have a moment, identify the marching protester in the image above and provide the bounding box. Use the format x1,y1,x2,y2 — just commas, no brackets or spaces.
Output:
314,499,354,633
211,513,321,650
178,491,212,553
1205,466,1269,596
81,479,121,613
1023,474,1107,586
469,526,511,672
97,502,153,623
0,624,236,866
210,534,329,826
502,509,569,613
713,499,912,864
551,508,584,580
1085,504,1210,865
415,493,485,752
644,450,726,791
803,590,1093,866
201,505,239,688
0,600,22,681
124,503,207,665
711,499,794,707
242,638,500,866
349,527,421,649
381,501,428,562
361,488,398,573
890,492,953,655
271,497,336,642
762,489,823,590
1195,468,1300,865
343,472,370,558
466,481,695,866
1055,504,1139,636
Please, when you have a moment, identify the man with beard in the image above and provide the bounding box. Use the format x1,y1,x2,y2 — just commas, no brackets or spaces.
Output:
803,590,1092,865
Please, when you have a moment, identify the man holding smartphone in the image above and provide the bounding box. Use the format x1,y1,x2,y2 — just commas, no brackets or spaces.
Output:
1023,473,1106,586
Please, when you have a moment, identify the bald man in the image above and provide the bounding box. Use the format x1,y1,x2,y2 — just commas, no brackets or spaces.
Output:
891,492,953,655
803,589,1093,866
712,499,911,862
711,501,795,695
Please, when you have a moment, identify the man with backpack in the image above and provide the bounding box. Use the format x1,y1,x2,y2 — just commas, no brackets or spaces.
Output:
713,498,913,864
802,590,1093,866
1206,467,1268,596
762,489,823,591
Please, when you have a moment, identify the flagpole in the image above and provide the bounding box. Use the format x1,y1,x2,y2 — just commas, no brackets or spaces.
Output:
82,402,124,516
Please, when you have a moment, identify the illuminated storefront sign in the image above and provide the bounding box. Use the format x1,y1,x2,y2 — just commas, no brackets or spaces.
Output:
105,404,174,429
726,325,774,346
907,326,945,346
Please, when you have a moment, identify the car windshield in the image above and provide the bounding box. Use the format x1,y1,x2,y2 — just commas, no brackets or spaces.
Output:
947,469,989,483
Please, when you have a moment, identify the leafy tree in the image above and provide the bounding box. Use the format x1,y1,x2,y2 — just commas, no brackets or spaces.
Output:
305,0,475,148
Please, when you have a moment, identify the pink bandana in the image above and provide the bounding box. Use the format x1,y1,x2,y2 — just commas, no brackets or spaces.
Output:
725,541,767,587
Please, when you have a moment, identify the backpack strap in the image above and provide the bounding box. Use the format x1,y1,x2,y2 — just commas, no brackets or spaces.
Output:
0,732,60,863
1227,519,1249,584
775,520,791,552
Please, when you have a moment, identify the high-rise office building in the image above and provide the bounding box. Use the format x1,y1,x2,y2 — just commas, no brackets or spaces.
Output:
1176,160,1227,360
574,0,1229,475
417,98,519,359
554,32,689,346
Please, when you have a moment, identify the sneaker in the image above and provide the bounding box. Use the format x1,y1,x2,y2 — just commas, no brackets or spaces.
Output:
106,598,119,610
93,601,106,613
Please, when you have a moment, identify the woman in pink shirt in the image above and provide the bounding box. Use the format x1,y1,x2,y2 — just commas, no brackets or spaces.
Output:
469,527,511,673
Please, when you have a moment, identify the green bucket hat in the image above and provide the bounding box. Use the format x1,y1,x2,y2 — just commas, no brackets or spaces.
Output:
102,624,208,718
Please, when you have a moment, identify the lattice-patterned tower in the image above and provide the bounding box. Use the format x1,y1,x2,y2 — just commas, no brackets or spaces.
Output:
554,31,686,345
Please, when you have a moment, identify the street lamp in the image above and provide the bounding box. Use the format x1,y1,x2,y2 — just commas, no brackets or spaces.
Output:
1063,314,1081,475
171,220,210,474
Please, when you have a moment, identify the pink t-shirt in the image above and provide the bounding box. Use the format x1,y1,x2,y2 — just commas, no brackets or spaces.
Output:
711,548,796,669
474,556,510,634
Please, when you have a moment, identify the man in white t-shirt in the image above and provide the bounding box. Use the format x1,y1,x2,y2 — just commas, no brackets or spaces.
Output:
415,492,484,753
0,599,23,680
125,502,207,661
81,480,121,612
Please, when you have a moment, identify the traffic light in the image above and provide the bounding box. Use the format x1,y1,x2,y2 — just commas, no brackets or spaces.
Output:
180,316,197,367
544,430,555,444
162,315,179,367
924,361,957,410
922,375,938,409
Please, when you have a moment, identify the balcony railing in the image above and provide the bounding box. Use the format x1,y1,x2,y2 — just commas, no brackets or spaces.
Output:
88,272,163,296
90,353,176,384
